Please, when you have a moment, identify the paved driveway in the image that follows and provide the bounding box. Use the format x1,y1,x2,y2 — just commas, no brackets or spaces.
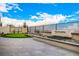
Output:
0,37,79,56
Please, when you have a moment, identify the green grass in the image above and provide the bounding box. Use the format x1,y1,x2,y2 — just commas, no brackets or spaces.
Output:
0,33,32,38
0,34,1,37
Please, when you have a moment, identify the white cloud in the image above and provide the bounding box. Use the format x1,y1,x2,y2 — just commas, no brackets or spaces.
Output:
0,3,23,13
15,6,23,11
1,17,24,26
0,3,8,12
75,10,79,14
60,10,79,23
1,13,66,27
1,12,78,27
3,12,78,27
31,16,38,19
1,17,36,27
66,10,79,18
30,13,66,26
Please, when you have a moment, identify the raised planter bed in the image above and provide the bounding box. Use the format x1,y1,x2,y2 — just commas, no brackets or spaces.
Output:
51,30,72,38
72,33,79,41
0,33,32,38
55,31,66,33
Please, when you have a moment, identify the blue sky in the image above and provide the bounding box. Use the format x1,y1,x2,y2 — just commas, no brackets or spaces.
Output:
0,3,79,26
2,3,79,19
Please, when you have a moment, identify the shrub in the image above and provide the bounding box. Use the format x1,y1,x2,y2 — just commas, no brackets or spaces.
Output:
0,33,32,38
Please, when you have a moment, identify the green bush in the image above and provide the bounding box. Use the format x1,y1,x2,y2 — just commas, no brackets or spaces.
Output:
0,33,32,38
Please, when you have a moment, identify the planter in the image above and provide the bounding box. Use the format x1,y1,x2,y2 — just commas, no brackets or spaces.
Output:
72,33,79,41
51,30,72,38
0,33,32,38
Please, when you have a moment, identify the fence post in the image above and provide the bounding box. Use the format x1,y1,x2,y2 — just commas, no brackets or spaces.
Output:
42,25,44,33
55,24,57,31
35,26,36,33
27,26,28,34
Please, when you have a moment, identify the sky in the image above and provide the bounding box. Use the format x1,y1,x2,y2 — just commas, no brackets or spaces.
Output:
0,3,79,26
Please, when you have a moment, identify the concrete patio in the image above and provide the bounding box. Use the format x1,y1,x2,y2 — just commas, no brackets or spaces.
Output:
0,37,79,56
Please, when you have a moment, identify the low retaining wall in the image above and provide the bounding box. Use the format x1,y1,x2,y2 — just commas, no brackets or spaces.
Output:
72,33,79,41
33,35,79,53
52,30,79,41
51,30,72,38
